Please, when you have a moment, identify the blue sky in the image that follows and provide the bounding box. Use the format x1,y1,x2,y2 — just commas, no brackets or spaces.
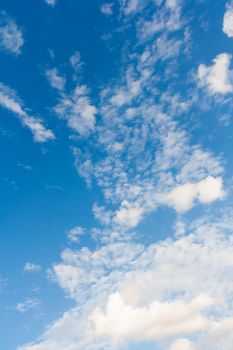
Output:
1,0,233,349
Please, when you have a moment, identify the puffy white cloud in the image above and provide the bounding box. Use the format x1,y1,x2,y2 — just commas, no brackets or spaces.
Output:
0,83,55,142
223,2,233,38
115,201,144,228
18,212,233,350
46,68,66,91
88,293,213,343
165,176,225,213
198,53,233,94
0,11,24,55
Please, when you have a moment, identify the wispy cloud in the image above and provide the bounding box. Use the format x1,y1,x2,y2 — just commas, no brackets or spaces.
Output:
44,0,57,7
0,11,24,55
0,83,55,142
24,263,41,273
16,298,40,313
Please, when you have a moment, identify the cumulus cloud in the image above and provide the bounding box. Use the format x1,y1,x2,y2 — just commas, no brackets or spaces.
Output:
18,212,233,350
165,176,225,213
0,11,24,55
0,83,55,142
88,293,213,343
223,2,233,38
46,68,66,91
198,53,233,94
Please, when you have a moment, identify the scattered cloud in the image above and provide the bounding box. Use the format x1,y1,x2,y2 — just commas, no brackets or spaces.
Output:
67,227,85,243
16,298,40,313
0,83,55,142
197,53,233,94
0,11,24,55
24,263,41,272
223,2,233,38
46,68,66,91
101,3,114,16
54,85,97,136
44,0,57,7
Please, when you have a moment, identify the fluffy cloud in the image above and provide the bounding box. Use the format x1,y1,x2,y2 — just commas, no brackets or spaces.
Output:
198,53,233,94
88,293,213,343
0,83,55,142
0,11,24,55
46,68,66,91
18,212,233,350
223,2,233,37
165,176,225,213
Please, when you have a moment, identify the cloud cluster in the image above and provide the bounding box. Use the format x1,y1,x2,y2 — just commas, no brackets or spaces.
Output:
223,2,233,38
198,53,233,94
0,11,24,55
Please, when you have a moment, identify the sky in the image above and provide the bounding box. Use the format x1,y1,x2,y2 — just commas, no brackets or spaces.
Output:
1,0,233,349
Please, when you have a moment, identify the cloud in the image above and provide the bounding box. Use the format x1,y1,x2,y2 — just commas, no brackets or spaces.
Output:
223,2,233,38
197,53,233,94
0,83,55,142
164,176,225,213
88,293,213,343
46,68,66,91
0,11,24,55
16,298,40,313
44,0,57,7
54,85,97,136
24,263,41,272
18,212,233,349
101,3,113,16
169,338,195,350
67,227,85,243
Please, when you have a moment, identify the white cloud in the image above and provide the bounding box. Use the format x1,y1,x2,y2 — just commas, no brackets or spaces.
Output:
46,68,66,91
24,263,41,272
54,85,97,136
16,298,40,313
165,176,225,213
115,201,144,228
0,11,24,55
198,53,233,94
101,3,113,16
169,338,195,350
0,83,55,142
44,0,57,7
88,293,213,343
223,2,233,38
67,227,85,243
18,212,233,350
